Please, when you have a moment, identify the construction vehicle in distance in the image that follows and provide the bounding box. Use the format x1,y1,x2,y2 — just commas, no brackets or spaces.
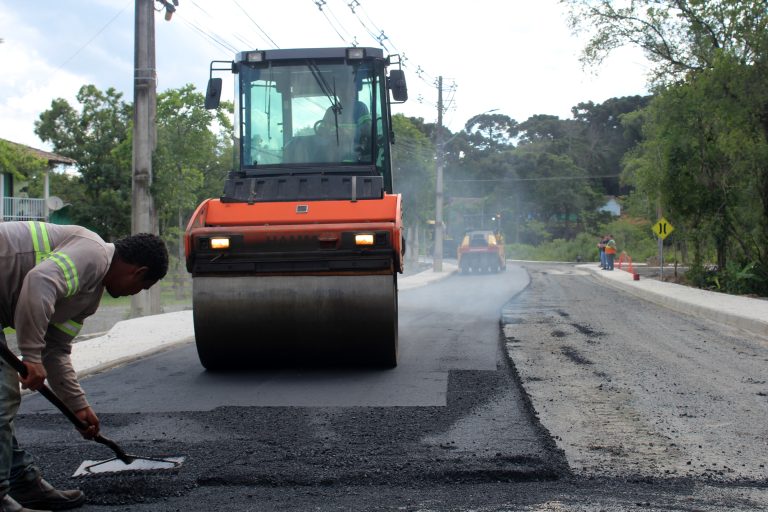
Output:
457,230,506,274
185,47,407,370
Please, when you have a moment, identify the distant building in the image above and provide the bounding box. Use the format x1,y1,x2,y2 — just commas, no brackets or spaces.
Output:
0,139,75,222
599,196,621,217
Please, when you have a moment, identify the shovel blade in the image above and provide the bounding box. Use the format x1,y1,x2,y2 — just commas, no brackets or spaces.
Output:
72,456,184,477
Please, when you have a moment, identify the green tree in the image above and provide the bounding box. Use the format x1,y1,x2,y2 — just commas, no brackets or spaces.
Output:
567,0,768,292
509,143,601,240
391,114,434,252
464,113,518,153
0,140,47,181
446,108,623,244
24,170,87,213
35,85,132,239
570,96,650,195
153,84,233,280
562,0,768,83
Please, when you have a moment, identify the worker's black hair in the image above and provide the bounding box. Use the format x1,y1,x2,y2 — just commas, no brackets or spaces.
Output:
113,233,169,282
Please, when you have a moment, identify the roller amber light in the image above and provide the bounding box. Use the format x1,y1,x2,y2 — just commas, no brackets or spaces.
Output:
210,237,230,250
355,234,375,246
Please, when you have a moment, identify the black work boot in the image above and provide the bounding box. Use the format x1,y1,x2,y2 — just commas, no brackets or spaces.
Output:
0,495,49,512
8,476,83,511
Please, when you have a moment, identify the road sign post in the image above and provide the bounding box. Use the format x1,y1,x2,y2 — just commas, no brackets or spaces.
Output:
652,217,674,281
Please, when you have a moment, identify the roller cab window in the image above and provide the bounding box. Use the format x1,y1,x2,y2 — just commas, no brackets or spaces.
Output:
238,60,384,172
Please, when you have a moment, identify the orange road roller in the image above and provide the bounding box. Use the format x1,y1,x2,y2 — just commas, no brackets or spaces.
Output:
185,47,408,369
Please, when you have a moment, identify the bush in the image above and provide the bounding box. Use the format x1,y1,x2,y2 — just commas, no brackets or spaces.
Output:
505,218,658,264
601,218,657,263
685,260,764,295
506,233,601,262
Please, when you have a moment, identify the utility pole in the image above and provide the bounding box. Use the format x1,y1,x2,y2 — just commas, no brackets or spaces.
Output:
131,0,159,317
433,76,444,272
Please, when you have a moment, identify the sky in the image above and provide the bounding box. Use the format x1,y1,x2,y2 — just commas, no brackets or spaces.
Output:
0,0,652,150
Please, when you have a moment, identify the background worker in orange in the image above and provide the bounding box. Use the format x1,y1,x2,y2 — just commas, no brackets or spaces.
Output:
604,234,617,271
0,222,168,512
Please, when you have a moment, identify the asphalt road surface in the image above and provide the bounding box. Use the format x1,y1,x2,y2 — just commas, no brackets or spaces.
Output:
17,266,568,510
14,263,768,510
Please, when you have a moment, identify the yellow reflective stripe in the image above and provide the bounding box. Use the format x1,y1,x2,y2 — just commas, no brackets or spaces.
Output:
28,221,40,252
48,252,79,297
357,114,372,125
52,320,82,338
48,254,74,296
28,221,42,264
27,221,52,265
39,223,51,253
56,252,79,294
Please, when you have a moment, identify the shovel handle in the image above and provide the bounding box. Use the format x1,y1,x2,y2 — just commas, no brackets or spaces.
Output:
0,343,133,464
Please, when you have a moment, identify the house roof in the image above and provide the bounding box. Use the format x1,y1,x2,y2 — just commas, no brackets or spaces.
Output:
0,138,76,166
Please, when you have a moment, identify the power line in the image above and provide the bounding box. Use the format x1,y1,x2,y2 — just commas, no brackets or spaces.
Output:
341,0,446,92
314,0,351,44
177,12,239,54
189,0,258,49
448,174,623,183
324,1,356,43
231,0,279,48
344,0,388,51
442,82,458,113
56,0,132,72
346,0,401,53
336,0,449,119
188,0,213,17
231,32,257,50
393,141,435,158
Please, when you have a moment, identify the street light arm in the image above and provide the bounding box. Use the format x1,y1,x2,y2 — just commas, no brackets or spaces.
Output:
463,108,499,132
440,108,499,147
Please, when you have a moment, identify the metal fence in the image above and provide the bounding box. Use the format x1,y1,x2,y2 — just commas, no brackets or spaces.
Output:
1,197,46,221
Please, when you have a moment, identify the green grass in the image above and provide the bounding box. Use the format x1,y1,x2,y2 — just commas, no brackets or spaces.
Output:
1,279,191,337
98,279,192,308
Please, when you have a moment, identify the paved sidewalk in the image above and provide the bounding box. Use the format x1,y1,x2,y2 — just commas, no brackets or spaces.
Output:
579,263,768,339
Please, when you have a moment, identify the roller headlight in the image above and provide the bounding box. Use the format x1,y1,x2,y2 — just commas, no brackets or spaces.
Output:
210,237,231,250
354,234,375,246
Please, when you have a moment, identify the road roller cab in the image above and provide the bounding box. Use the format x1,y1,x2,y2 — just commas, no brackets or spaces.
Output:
186,47,407,370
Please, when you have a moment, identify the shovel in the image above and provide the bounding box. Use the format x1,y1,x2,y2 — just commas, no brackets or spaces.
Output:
0,343,184,476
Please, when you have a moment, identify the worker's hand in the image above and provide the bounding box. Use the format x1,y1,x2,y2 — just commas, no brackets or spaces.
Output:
19,362,46,391
75,406,100,439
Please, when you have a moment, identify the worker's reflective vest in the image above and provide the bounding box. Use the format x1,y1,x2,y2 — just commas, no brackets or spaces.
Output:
28,221,80,297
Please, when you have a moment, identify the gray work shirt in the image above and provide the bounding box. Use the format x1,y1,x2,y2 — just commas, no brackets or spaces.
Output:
0,221,114,411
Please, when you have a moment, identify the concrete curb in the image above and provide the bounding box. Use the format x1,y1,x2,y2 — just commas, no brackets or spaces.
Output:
399,262,458,291
579,264,768,339
71,310,195,378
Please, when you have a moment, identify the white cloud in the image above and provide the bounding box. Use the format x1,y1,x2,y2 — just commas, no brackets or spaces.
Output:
0,6,89,147
0,0,652,148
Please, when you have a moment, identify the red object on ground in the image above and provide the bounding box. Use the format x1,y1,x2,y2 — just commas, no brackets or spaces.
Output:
618,251,640,280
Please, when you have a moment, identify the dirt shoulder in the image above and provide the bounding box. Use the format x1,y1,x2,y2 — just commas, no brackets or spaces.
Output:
504,262,768,484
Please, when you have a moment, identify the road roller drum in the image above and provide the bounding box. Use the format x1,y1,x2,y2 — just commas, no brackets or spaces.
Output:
193,274,398,369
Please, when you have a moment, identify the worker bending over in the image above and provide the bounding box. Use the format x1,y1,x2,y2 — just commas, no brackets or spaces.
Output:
0,222,168,512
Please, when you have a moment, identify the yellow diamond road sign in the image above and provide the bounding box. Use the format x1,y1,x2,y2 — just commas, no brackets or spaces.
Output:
653,217,674,240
